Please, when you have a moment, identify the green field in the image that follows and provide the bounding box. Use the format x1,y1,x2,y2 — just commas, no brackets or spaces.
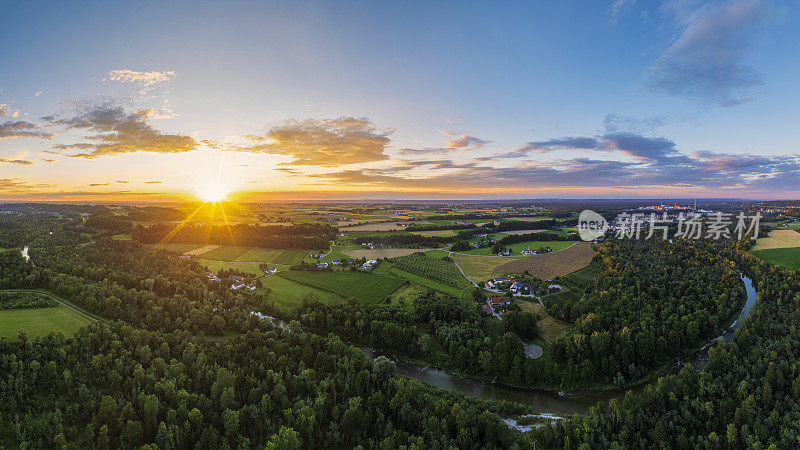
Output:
381,264,469,298
259,275,343,308
235,247,285,262
752,247,800,269
198,259,266,277
272,249,312,265
320,244,360,262
455,240,574,257
0,291,96,339
196,245,253,261
278,270,405,304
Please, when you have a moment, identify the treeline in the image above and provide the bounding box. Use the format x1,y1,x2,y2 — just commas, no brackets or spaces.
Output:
0,291,57,309
540,238,746,385
498,231,577,245
0,322,530,448
0,213,90,249
534,238,800,448
285,291,539,385
131,223,334,249
495,218,576,232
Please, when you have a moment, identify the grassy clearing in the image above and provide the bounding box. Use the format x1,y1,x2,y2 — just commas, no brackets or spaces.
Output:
196,245,253,261
197,259,266,277
752,247,800,269
0,291,96,339
320,244,361,262
517,301,572,343
449,253,508,283
410,230,459,237
753,229,800,251
259,275,343,309
278,270,405,304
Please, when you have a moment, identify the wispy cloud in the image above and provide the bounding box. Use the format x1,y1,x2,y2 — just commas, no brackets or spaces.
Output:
646,0,773,106
610,0,637,25
0,104,20,118
104,69,176,87
0,158,34,165
0,121,55,139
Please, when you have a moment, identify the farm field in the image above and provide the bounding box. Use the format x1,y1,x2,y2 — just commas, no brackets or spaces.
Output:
455,240,575,257
494,241,595,279
0,291,96,339
448,253,507,283
752,229,800,251
235,247,284,262
345,248,436,259
500,229,547,235
509,216,553,221
379,263,469,298
259,275,343,308
339,221,431,231
195,245,252,261
390,252,474,290
410,230,459,237
197,259,266,277
752,247,800,270
278,270,404,304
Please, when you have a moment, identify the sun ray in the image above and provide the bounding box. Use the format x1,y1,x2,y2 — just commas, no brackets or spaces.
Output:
157,202,207,245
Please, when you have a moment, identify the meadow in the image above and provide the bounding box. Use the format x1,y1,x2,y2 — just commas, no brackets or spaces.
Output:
0,290,96,338
752,229,800,251
277,270,406,304
259,275,343,308
751,247,800,269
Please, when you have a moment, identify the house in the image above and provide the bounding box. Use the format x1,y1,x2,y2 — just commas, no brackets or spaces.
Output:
480,304,493,315
264,267,278,275
548,284,562,291
489,296,512,307
205,271,220,282
317,262,329,269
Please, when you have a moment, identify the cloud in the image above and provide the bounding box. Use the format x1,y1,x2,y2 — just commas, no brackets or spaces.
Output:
46,104,196,158
646,0,772,106
441,131,489,151
0,104,20,118
0,178,52,192
40,158,57,163
603,114,666,134
104,69,176,87
0,158,34,165
0,121,54,139
115,180,130,183
89,183,110,186
610,0,637,24
601,133,679,160
229,117,393,166
145,180,163,184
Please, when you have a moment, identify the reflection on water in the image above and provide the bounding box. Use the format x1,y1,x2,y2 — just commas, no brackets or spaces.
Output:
254,275,757,416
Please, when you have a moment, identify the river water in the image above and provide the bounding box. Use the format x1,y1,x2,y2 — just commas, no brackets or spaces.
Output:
357,275,758,416
256,276,756,416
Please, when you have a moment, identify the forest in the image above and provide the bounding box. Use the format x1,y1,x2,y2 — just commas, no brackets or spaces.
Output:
2,205,800,448
131,223,335,249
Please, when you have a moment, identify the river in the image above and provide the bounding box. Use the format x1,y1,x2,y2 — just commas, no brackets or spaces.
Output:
356,275,758,416
255,275,757,416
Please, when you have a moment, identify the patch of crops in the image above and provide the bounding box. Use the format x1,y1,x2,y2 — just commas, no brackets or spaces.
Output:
391,252,471,288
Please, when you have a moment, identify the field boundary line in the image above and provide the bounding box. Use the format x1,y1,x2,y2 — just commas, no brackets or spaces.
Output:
1,289,104,323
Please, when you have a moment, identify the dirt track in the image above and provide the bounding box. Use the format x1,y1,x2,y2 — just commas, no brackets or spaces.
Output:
494,241,595,279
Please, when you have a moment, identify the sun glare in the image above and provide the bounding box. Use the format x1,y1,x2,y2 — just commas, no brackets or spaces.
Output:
197,182,231,203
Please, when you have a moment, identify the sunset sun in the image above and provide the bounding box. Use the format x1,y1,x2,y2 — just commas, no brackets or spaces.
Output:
196,182,232,203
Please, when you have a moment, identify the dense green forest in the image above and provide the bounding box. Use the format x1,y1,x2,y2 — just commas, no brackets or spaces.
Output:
2,205,800,448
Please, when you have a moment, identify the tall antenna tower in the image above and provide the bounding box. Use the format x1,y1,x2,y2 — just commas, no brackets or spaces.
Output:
694,197,697,211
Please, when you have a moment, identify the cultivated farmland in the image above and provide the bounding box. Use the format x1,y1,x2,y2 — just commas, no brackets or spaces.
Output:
752,229,800,251
277,270,405,304
494,241,595,279
390,252,473,289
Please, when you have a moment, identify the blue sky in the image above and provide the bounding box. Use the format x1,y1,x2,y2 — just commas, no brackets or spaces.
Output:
1,0,799,200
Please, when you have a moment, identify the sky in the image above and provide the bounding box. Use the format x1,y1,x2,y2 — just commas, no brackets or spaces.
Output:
1,0,799,202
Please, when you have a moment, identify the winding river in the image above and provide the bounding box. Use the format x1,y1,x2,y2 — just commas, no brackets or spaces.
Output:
356,275,758,416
